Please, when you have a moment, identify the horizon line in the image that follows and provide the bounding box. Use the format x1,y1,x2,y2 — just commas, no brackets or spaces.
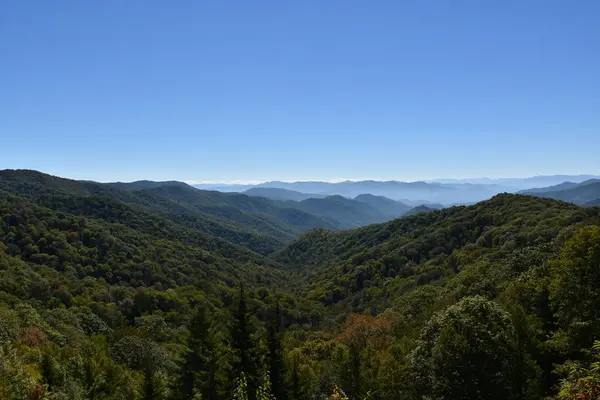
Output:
184,173,600,186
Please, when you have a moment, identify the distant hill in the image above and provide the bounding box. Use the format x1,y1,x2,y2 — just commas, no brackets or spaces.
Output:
353,193,411,218
522,179,600,205
255,180,484,203
244,187,326,202
199,180,505,204
405,204,437,216
288,195,393,229
519,181,581,194
135,184,338,237
195,175,600,204
275,193,600,310
431,175,600,188
106,180,189,190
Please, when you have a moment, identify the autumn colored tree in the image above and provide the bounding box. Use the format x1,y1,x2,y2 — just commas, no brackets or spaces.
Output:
337,313,391,398
555,341,600,400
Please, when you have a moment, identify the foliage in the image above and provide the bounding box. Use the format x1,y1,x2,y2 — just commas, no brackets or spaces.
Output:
409,296,520,399
555,341,600,400
1,170,600,399
550,226,600,351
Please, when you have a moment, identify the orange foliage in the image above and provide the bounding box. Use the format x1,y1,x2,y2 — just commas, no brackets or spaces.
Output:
337,313,391,350
20,327,46,347
28,385,45,400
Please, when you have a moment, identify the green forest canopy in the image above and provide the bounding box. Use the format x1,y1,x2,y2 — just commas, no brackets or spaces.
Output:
1,169,600,399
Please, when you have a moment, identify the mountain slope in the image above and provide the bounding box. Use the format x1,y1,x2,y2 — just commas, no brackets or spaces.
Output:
353,194,411,218
133,184,337,237
0,190,274,288
244,187,326,202
0,170,341,254
405,204,436,215
585,198,600,206
277,194,600,310
0,169,135,199
256,180,477,203
288,195,393,228
106,180,190,191
522,179,600,205
520,181,580,194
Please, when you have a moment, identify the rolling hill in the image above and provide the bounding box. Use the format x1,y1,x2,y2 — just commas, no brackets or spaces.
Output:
522,179,600,205
244,187,326,202
199,180,508,204
287,195,395,229
0,170,336,254
276,193,600,313
405,204,437,215
353,193,412,218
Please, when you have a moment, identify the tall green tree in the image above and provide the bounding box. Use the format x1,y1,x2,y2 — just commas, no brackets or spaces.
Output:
289,353,302,400
267,301,285,400
232,281,257,400
550,226,600,351
143,362,168,400
177,307,219,400
409,296,520,400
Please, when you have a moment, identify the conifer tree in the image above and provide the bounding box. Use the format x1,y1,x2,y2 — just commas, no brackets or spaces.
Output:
232,281,257,400
267,301,285,400
177,307,214,399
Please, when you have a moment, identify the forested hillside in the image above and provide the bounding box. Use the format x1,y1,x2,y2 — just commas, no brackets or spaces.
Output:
0,170,339,254
2,171,600,399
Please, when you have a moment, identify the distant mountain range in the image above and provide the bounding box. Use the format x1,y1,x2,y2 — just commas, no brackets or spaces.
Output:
4,171,597,241
243,187,327,202
0,170,421,236
429,175,600,187
194,175,600,205
521,179,600,206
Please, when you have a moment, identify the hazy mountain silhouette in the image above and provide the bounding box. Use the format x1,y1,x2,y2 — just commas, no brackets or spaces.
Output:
244,187,326,202
194,175,600,205
522,179,600,205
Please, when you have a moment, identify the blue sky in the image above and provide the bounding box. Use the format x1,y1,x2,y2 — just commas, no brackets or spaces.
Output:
1,1,599,183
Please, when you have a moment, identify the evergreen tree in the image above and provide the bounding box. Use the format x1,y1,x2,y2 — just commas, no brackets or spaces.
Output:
267,301,285,400
143,361,168,400
40,353,58,392
177,307,214,399
348,342,361,398
289,352,302,400
232,281,257,400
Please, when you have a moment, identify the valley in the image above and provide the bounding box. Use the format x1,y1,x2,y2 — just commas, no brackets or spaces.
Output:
1,169,600,399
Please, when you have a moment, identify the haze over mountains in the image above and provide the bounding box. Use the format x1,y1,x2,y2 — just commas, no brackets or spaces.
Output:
194,174,600,207
4,170,598,235
521,179,600,206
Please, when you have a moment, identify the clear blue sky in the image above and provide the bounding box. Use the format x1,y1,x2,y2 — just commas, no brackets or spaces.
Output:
2,1,599,183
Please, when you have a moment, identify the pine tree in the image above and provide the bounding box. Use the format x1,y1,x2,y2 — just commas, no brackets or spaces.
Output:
232,281,257,400
41,353,58,392
143,361,168,400
177,308,213,399
267,301,285,400
289,352,302,400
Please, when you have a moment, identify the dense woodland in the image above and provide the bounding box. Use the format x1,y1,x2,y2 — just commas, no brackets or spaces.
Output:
2,169,600,399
